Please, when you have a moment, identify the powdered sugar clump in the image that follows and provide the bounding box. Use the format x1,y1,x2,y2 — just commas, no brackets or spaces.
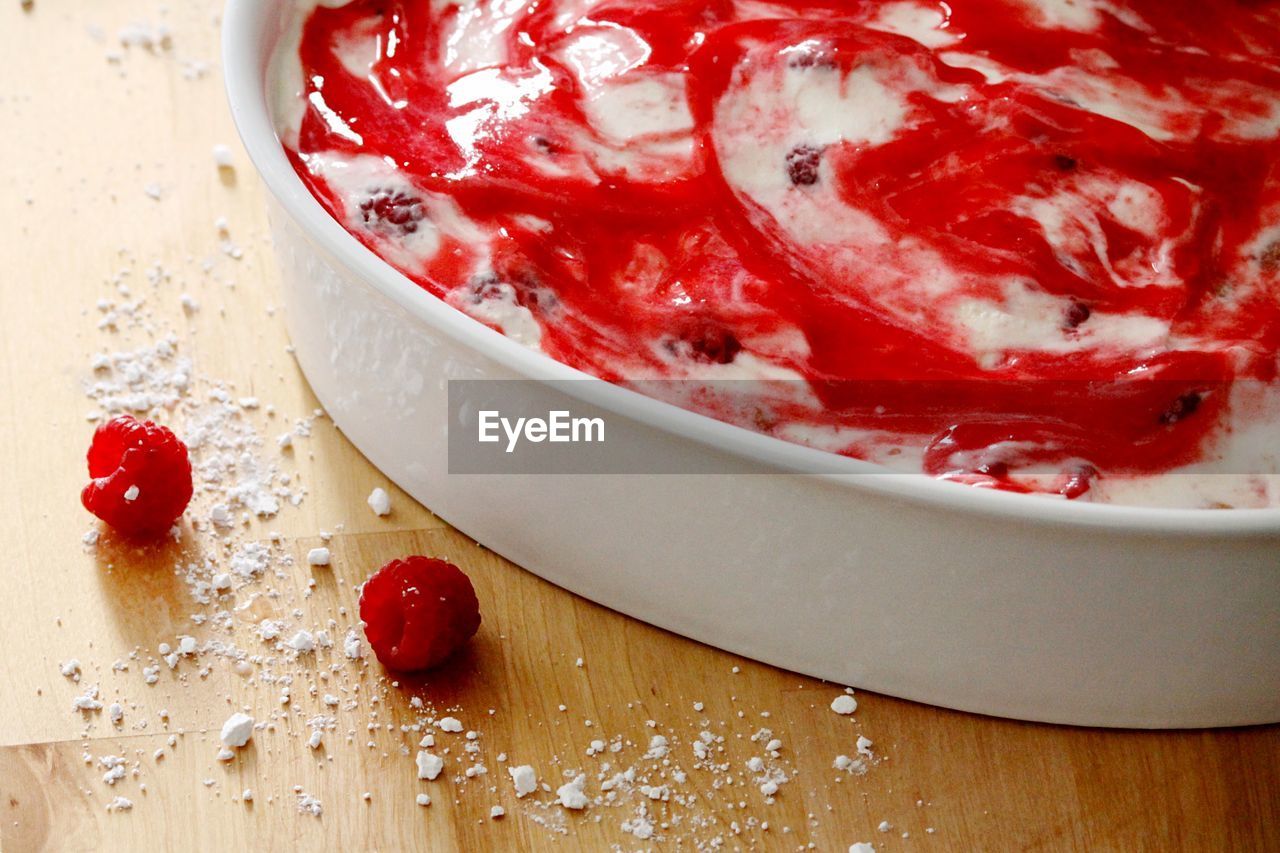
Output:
296,792,323,817
367,487,392,516
416,751,445,781
212,144,235,169
831,693,858,715
60,659,82,682
106,796,134,813
72,684,104,712
557,774,590,810
509,765,538,798
220,712,254,748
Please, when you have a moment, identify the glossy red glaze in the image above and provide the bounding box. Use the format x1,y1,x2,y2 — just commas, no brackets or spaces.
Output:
287,0,1280,496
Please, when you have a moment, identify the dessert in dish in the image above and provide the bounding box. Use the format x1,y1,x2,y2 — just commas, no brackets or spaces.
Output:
276,0,1280,507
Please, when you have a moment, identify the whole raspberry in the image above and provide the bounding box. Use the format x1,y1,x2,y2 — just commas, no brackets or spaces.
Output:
359,557,481,672
81,415,193,537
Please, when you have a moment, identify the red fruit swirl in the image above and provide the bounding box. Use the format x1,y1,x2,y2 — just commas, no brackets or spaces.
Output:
282,0,1280,504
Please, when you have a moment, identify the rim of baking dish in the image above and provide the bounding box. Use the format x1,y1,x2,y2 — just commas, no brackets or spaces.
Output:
222,0,1280,536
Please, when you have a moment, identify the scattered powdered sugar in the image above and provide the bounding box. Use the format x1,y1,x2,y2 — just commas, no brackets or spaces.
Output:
342,628,363,660
85,335,190,416
230,541,271,578
53,81,906,847
117,21,172,51
60,659,82,682
99,755,127,786
106,796,134,813
296,791,323,817
72,684,104,712
182,388,297,519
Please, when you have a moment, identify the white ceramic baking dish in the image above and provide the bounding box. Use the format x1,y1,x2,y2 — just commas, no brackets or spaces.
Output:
223,0,1280,728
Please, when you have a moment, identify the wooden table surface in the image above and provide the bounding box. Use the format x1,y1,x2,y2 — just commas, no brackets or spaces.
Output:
1,2,1277,851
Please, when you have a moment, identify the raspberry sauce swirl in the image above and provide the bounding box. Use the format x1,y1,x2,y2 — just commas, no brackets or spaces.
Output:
282,0,1280,505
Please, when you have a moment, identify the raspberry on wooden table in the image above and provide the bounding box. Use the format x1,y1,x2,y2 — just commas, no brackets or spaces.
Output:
81,415,193,537
359,556,481,672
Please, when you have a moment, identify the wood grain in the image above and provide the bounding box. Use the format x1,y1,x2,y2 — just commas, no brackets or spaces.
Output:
1,1,1278,851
